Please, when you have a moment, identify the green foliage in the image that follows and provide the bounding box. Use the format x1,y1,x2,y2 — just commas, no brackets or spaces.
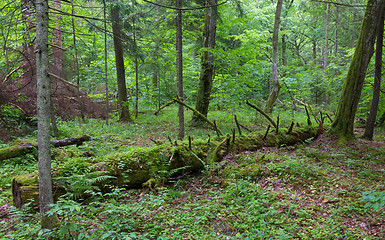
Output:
55,162,115,200
361,190,385,211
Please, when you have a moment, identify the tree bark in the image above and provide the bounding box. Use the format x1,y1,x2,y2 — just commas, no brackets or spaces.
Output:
36,0,57,229
0,136,91,161
264,0,283,114
111,5,132,122
324,1,330,71
364,13,384,140
330,0,385,139
103,0,109,124
176,0,184,139
192,0,218,123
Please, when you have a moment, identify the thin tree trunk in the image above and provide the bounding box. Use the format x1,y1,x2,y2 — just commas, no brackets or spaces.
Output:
111,5,132,122
35,0,57,229
330,0,385,139
176,0,184,139
352,7,357,48
192,0,218,123
364,13,384,140
264,0,283,114
324,1,330,71
52,0,63,76
282,34,287,66
133,18,139,119
135,56,139,118
71,1,84,121
103,0,109,124
312,40,317,62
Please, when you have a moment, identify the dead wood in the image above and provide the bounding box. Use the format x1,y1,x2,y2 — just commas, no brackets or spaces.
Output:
13,127,320,209
0,135,90,161
246,100,277,128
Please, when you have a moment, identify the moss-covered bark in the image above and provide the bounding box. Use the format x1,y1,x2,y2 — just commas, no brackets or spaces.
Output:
13,126,320,208
192,0,218,123
0,136,90,161
330,0,385,139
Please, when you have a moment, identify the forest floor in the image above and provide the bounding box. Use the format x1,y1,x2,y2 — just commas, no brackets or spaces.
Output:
0,107,384,239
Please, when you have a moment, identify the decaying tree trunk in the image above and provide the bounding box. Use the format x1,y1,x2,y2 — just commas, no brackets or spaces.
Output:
0,136,90,161
13,127,320,209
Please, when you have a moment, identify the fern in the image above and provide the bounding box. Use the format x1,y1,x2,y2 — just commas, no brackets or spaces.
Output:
149,152,190,187
55,167,115,200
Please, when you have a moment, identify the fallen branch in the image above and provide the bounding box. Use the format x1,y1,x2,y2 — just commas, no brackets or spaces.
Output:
156,96,223,136
0,136,91,161
246,100,277,128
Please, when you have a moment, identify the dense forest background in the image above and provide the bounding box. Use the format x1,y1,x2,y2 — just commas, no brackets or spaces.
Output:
1,0,385,239
1,0,381,133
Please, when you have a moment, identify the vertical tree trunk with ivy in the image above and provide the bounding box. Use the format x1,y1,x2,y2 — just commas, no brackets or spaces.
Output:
192,0,218,124
176,0,184,139
364,13,384,140
111,5,132,122
330,0,385,139
35,0,57,229
264,0,283,114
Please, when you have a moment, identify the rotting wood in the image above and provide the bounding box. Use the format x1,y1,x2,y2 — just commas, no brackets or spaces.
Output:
0,136,90,161
13,127,320,209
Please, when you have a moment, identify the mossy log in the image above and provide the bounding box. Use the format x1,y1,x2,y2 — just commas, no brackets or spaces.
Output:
12,127,320,208
12,174,66,209
0,136,91,161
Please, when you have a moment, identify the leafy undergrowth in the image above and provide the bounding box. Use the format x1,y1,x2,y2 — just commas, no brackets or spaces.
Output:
0,108,385,239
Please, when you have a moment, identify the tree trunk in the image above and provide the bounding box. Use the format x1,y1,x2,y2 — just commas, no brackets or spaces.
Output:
264,0,283,114
324,1,330,71
111,5,132,122
282,34,287,66
364,13,384,140
176,0,184,139
35,0,57,229
192,0,218,123
103,0,109,124
0,136,91,161
72,1,84,121
330,0,385,139
334,6,339,54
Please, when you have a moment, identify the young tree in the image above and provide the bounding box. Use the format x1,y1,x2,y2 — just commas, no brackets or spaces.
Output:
35,0,57,229
330,0,385,139
191,0,218,123
264,0,283,114
363,13,384,140
176,0,184,139
111,3,132,122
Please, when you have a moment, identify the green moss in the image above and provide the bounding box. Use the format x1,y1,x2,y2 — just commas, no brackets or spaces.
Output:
13,173,38,186
238,164,265,181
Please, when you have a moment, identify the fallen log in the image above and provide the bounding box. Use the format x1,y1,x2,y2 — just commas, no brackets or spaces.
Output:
0,135,91,161
13,127,320,209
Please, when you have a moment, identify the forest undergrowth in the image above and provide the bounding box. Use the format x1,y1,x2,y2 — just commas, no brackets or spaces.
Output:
0,106,384,239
